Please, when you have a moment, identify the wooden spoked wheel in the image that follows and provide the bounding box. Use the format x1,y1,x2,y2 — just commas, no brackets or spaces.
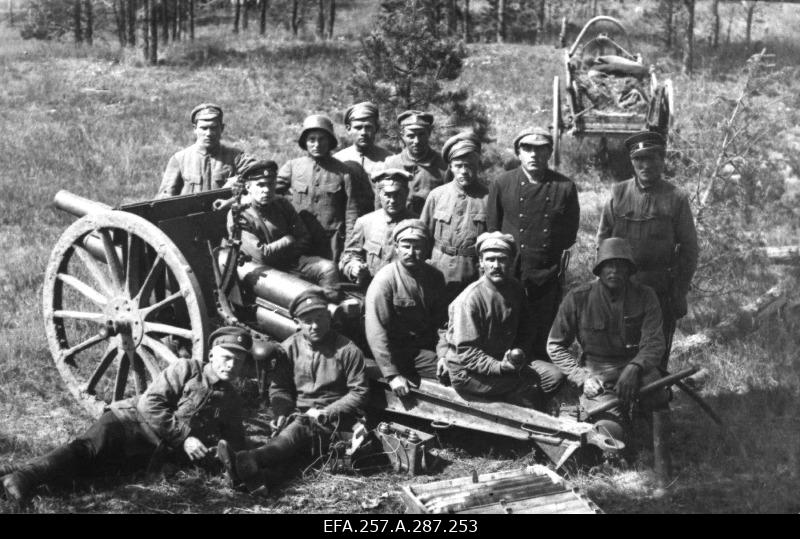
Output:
43,211,209,418
552,75,562,169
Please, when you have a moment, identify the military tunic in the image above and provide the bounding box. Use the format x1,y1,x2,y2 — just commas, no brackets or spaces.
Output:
547,279,667,421
277,155,361,262
339,208,412,283
597,177,698,314
334,143,393,212
269,331,369,418
383,148,448,217
365,261,447,382
420,180,489,299
157,142,251,198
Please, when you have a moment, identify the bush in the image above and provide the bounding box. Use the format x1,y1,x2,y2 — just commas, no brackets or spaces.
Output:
19,0,71,41
348,0,490,148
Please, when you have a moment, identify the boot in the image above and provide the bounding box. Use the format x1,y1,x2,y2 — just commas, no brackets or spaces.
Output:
1,444,84,506
217,441,261,492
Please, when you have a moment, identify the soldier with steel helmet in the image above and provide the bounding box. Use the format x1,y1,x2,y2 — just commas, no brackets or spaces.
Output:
339,168,415,287
157,103,254,198
277,114,363,263
420,131,489,303
547,238,669,443
1,327,253,505
383,110,448,217
597,131,698,368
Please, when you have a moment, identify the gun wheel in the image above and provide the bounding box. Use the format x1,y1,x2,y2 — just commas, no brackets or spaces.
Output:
43,210,209,418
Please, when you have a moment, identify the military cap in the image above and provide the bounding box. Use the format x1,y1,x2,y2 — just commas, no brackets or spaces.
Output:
239,159,278,181
299,114,338,151
289,287,329,318
208,326,252,354
371,168,413,187
442,132,481,163
625,130,666,158
593,237,638,276
397,110,434,130
190,103,223,124
392,218,430,243
344,101,380,125
513,126,553,150
476,231,516,257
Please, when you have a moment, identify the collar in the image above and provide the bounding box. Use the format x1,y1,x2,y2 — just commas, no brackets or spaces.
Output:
192,142,220,157
596,279,628,303
634,175,664,191
400,147,436,167
304,330,337,351
382,208,410,223
520,166,550,184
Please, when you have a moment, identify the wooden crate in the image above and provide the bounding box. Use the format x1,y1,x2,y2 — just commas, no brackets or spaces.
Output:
401,465,602,514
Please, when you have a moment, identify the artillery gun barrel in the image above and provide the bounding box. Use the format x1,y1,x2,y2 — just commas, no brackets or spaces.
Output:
54,190,112,218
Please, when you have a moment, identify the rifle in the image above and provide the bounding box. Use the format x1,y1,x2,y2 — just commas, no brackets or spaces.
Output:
584,367,698,418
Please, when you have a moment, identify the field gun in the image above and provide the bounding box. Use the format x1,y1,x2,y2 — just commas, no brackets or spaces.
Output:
45,188,696,468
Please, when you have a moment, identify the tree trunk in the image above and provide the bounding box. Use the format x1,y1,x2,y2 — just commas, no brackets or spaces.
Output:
317,0,324,39
234,0,240,33
446,0,457,35
682,0,694,75
114,0,126,46
592,0,598,17
260,0,268,34
171,0,178,41
150,0,159,64
74,0,83,43
143,0,150,62
664,0,674,50
84,0,93,45
496,0,505,43
328,0,335,39
189,0,194,40
744,1,756,47
161,0,169,44
7,0,12,27
128,0,137,46
710,0,720,48
291,0,299,36
243,0,249,30
536,0,545,45
463,0,470,43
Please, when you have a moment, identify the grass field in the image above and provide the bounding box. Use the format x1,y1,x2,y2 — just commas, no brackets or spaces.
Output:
1,1,800,513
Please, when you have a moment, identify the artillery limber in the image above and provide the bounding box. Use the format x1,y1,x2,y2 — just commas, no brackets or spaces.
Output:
46,188,666,468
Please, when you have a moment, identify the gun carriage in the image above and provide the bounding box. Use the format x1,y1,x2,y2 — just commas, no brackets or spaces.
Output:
45,188,656,468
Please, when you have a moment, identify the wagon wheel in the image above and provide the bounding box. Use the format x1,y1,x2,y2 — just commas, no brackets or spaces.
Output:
552,76,562,169
43,210,209,418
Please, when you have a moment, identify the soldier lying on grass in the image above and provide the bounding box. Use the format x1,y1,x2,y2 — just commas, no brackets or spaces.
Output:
1,327,252,507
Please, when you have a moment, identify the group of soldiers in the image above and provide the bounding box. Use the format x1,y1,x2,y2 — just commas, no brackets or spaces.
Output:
1,101,698,506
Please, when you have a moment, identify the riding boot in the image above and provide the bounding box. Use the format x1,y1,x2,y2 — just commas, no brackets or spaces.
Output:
1,442,87,505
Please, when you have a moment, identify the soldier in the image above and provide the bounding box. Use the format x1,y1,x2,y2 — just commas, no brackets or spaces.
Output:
487,126,580,359
547,238,669,443
230,160,341,302
277,114,364,263
1,327,252,506
383,110,448,217
438,232,565,408
597,131,698,368
157,103,253,198
333,101,393,211
339,169,414,287
365,219,448,397
420,132,489,303
217,288,368,491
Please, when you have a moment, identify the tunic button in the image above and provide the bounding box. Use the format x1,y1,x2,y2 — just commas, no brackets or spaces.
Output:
519,213,524,218
543,228,548,233
546,197,550,201
521,244,525,248
519,228,524,233
544,213,549,218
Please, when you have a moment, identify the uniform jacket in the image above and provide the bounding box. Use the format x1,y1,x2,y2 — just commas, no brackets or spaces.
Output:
277,155,361,242
227,198,312,267
365,261,448,378
439,276,534,378
547,279,665,387
269,331,369,418
157,142,251,198
109,358,245,451
420,180,489,286
597,177,698,298
339,208,412,280
384,148,448,217
334,143,392,213
487,167,580,287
